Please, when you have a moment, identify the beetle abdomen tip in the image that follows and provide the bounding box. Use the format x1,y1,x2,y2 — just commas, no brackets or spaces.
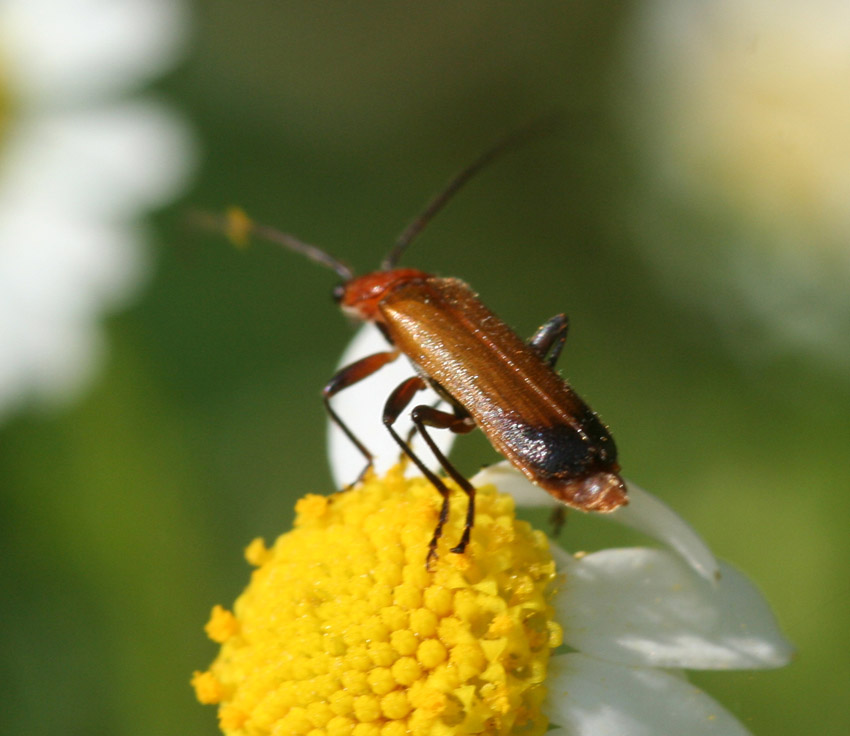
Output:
543,471,628,513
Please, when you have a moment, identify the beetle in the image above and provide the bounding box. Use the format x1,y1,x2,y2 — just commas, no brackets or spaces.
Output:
214,122,627,564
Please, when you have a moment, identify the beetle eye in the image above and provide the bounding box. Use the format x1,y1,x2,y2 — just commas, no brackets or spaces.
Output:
331,283,346,303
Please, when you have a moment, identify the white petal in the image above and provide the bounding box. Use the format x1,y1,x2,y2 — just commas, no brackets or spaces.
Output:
474,462,718,581
2,0,188,106
545,653,754,736
327,324,456,489
551,547,793,670
0,210,147,416
471,460,550,506
0,100,195,219
612,480,719,582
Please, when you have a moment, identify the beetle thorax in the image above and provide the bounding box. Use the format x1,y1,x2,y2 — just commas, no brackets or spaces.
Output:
340,268,430,322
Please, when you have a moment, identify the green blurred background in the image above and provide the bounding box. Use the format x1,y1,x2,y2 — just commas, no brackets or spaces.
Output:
2,3,848,735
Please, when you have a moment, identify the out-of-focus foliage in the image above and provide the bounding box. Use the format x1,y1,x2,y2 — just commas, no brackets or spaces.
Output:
1,3,847,735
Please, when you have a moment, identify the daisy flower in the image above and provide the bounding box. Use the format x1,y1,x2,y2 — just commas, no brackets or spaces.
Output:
624,0,850,366
193,326,792,735
0,0,194,420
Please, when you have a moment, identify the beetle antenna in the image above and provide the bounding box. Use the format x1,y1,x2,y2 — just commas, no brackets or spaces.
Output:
191,207,355,282
382,113,562,271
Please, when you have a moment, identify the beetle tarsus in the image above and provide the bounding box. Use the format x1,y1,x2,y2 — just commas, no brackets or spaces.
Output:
323,349,400,487
339,461,375,492
549,504,567,537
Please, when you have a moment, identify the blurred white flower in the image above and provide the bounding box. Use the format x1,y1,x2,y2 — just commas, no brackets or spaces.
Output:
0,0,194,419
625,0,850,366
327,325,794,735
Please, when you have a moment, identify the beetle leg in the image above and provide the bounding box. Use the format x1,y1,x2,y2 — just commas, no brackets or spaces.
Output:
410,405,477,555
383,377,476,565
323,349,399,488
528,313,569,368
404,392,468,446
549,504,567,538
382,376,454,567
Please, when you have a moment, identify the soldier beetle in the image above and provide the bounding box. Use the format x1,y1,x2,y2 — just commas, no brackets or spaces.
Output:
209,121,627,564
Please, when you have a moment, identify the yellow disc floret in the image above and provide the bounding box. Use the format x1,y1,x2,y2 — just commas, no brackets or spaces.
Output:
193,466,562,736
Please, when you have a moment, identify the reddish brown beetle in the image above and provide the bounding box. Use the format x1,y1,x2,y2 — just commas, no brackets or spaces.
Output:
216,123,627,563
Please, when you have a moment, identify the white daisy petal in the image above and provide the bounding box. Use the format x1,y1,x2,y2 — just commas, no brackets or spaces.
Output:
0,211,146,415
626,0,850,367
471,460,550,506
2,0,187,106
551,546,793,670
545,653,754,736
0,100,195,219
474,462,719,580
327,324,455,489
0,0,193,420
611,480,719,582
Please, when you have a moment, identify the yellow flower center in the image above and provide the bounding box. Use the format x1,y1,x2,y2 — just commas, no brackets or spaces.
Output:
0,56,9,147
192,466,563,736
